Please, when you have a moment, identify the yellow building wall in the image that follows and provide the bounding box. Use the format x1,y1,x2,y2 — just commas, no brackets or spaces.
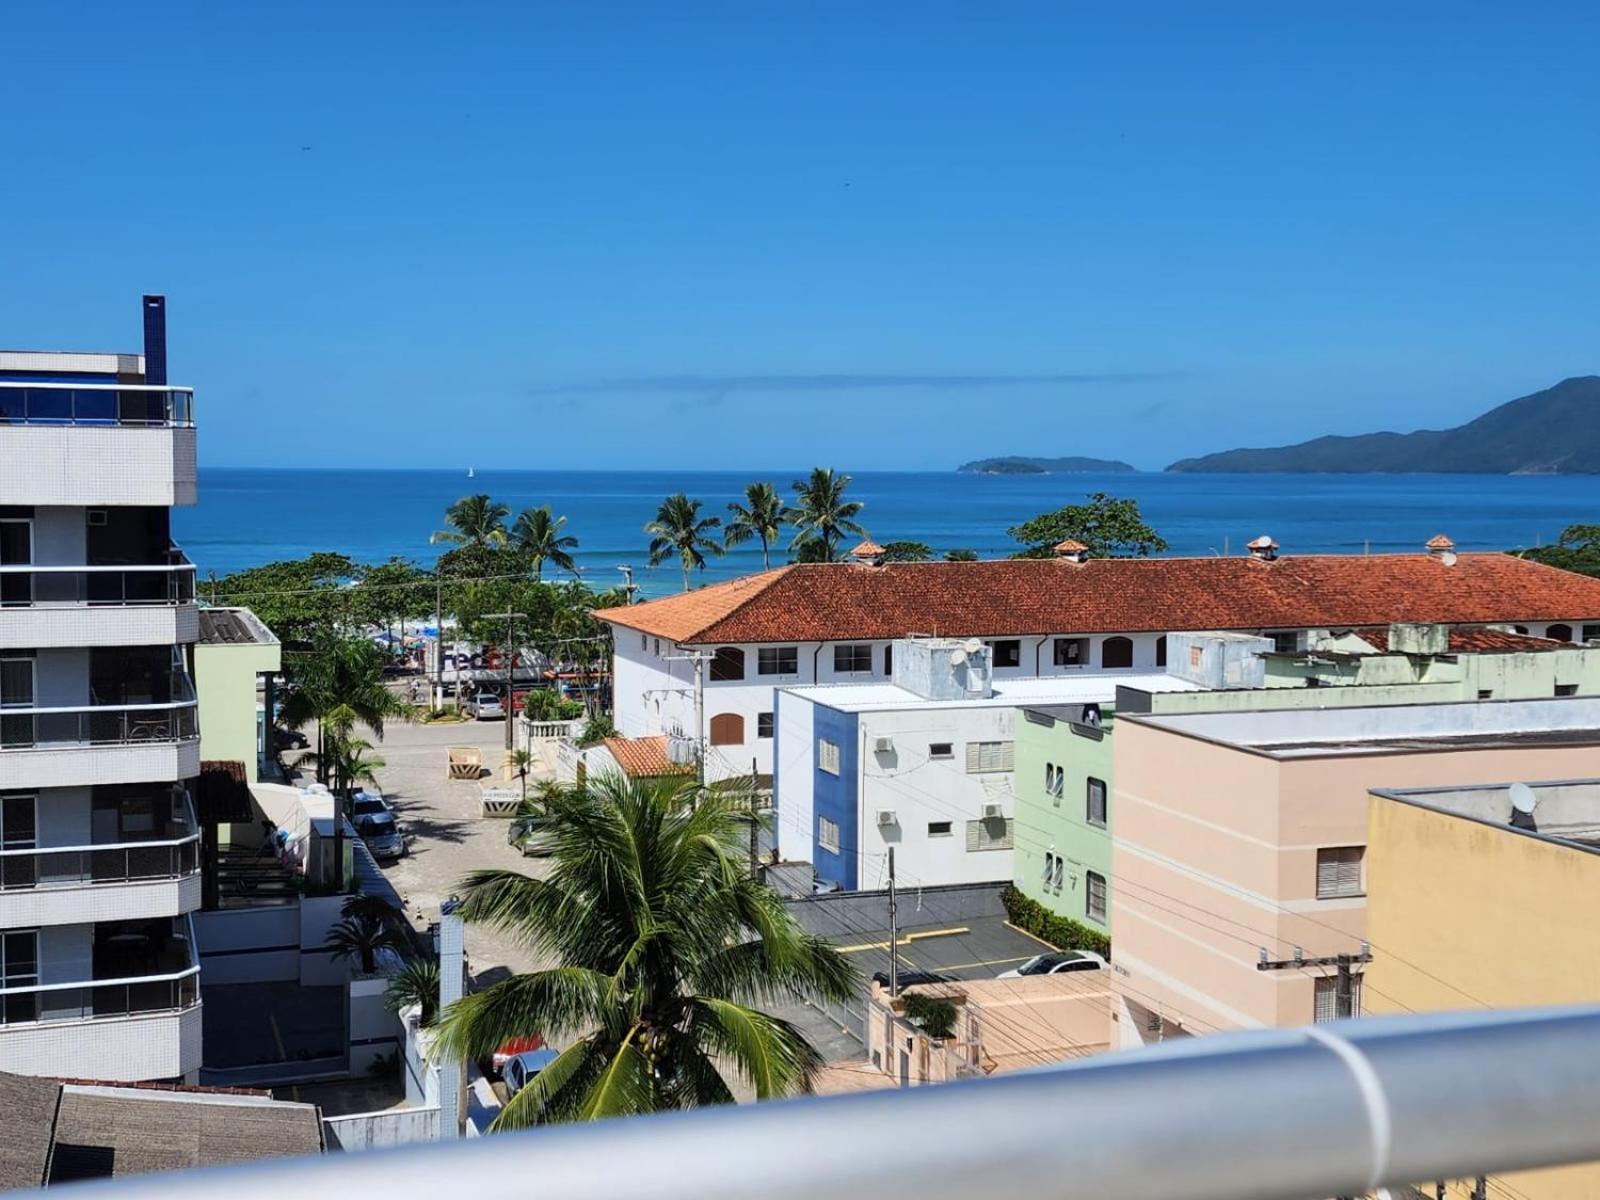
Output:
1367,796,1600,1200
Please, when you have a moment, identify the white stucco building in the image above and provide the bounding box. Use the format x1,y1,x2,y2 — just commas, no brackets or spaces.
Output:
0,298,203,1082
594,540,1600,788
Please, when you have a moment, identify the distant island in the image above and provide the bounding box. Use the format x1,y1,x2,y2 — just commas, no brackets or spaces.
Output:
1167,376,1600,474
958,455,1137,475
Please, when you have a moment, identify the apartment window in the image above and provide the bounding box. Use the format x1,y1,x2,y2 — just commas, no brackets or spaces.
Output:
1270,631,1300,654
987,639,1021,668
833,643,873,674
1100,637,1133,669
1316,846,1365,899
818,738,841,775
640,634,646,650
966,817,1015,851
928,821,953,837
883,645,893,675
929,742,954,759
1086,777,1107,828
1043,762,1054,791
0,929,38,1025
709,647,746,682
758,646,799,676
1052,766,1065,798
1314,973,1364,1022
0,519,30,608
709,713,744,746
1477,689,1494,700
0,794,36,891
1155,636,1167,668
654,639,661,655
757,712,774,739
1547,623,1574,643
1583,624,1600,643
965,740,1014,773
1052,856,1065,889
1085,871,1107,923
1043,851,1057,882
1556,684,1578,697
818,817,840,854
1053,637,1088,667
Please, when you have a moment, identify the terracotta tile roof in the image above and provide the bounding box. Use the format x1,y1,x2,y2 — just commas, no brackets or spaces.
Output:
602,735,693,778
1053,539,1088,552
594,554,1600,645
1354,626,1567,654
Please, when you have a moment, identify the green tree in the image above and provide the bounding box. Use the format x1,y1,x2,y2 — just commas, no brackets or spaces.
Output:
944,548,979,562
210,552,361,642
645,494,724,591
511,506,580,580
353,557,435,650
880,541,933,562
433,775,858,1130
279,629,409,784
431,494,511,548
1516,525,1600,579
1006,492,1168,559
786,468,866,563
724,481,785,570
386,957,442,1026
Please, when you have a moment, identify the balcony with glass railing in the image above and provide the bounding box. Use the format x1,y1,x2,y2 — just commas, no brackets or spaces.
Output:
0,672,201,787
0,914,200,1081
0,547,199,648
0,382,198,507
0,788,200,925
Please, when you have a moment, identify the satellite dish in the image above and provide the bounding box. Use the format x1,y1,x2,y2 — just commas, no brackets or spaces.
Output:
963,639,984,655
1509,782,1538,815
951,649,968,666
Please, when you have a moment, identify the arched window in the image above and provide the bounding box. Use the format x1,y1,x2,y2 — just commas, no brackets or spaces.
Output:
1155,635,1167,667
1101,636,1133,669
709,646,746,682
708,713,745,746
1547,623,1574,643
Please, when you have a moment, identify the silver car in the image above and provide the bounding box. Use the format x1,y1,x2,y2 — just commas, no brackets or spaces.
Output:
467,691,506,720
358,812,406,860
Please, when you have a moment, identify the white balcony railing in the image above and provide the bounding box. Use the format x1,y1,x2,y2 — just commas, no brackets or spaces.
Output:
79,1004,1600,1200
0,381,195,428
0,690,200,751
0,790,199,893
0,915,199,1029
0,552,197,607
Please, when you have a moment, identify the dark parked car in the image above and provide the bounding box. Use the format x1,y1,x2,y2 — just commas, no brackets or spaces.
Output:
872,969,950,990
273,727,309,750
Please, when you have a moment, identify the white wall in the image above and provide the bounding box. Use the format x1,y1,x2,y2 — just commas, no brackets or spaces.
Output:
772,690,817,865
856,706,1017,888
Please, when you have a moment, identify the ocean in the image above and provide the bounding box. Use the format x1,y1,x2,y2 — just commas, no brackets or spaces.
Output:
174,468,1600,597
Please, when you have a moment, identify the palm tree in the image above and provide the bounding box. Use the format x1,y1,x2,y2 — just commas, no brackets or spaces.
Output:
511,748,536,799
724,481,785,570
431,494,510,548
645,493,724,591
280,630,410,786
325,896,411,976
786,467,866,563
387,957,442,1026
511,506,580,580
303,726,386,803
433,775,858,1129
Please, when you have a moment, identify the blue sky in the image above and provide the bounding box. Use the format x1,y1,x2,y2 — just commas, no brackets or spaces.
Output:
3,2,1596,470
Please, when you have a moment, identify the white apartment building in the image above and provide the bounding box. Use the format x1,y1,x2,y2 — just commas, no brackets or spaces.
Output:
594,540,1600,786
0,297,203,1081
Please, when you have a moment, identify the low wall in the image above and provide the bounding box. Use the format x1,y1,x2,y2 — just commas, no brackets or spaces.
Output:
349,976,402,1076
193,907,299,984
323,1105,440,1151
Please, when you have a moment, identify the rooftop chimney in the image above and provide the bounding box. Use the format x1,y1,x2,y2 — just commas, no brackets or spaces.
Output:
1246,535,1279,562
1054,539,1089,564
848,539,886,567
141,294,167,386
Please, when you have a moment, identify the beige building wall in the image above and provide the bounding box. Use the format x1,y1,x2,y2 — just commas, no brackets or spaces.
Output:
1367,796,1600,1200
1111,719,1600,1038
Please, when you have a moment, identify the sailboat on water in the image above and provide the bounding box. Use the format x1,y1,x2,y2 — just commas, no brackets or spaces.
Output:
467,466,475,479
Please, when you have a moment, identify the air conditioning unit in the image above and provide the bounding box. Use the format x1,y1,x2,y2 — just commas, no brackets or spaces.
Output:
873,736,894,753
876,810,898,827
86,509,108,527
981,803,1004,821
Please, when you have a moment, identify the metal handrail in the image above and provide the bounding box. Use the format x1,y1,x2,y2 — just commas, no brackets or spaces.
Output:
0,829,199,857
0,961,200,997
0,381,195,429
0,562,196,573
0,558,198,606
71,1005,1600,1200
0,688,201,750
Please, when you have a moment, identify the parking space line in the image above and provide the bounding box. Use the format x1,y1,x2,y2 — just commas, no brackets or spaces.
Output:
836,926,970,952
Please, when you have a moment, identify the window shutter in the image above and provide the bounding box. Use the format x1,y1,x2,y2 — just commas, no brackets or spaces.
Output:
966,820,979,851
965,743,980,773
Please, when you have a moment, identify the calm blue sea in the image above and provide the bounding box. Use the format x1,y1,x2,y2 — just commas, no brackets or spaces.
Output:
173,468,1600,598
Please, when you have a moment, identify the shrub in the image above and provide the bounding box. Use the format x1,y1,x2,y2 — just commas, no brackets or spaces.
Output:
901,992,958,1040
578,713,617,747
999,884,1112,959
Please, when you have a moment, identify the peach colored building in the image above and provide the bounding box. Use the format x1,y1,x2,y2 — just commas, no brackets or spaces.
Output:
1108,698,1600,1047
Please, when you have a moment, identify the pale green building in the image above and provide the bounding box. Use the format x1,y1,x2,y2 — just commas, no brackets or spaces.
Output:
195,607,282,782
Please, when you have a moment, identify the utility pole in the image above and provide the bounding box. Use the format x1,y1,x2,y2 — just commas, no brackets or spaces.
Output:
663,650,715,792
433,573,444,709
887,846,899,1000
487,609,527,756
1257,944,1372,1019
615,564,638,605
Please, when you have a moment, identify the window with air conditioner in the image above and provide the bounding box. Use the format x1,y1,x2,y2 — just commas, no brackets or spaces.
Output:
1086,777,1107,828
818,816,840,854
758,646,799,676
1085,871,1107,923
818,738,841,775
833,643,873,673
965,740,1013,773
987,639,1021,668
1315,846,1364,899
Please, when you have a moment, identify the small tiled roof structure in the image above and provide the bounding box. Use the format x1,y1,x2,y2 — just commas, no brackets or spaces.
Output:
1353,626,1565,654
1053,539,1088,553
1426,533,1456,551
594,554,1600,646
601,735,694,779
848,540,885,560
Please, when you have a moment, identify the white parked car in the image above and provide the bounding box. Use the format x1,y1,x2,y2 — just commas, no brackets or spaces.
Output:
997,950,1107,978
466,691,505,720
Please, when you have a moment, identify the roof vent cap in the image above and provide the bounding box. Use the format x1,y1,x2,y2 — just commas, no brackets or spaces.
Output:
848,540,885,566
1054,539,1089,564
1246,535,1279,562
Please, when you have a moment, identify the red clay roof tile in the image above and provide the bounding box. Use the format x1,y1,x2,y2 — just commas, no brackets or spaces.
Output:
601,735,693,778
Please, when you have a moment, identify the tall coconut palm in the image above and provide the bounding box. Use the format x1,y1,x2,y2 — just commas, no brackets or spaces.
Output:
431,494,510,548
386,957,442,1025
280,630,410,785
511,505,580,580
645,493,724,591
433,775,858,1129
724,481,785,570
786,467,866,563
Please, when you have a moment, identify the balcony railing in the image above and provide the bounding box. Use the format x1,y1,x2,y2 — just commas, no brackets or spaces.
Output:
0,551,197,607
0,682,199,751
0,791,198,892
0,381,195,428
0,916,199,1028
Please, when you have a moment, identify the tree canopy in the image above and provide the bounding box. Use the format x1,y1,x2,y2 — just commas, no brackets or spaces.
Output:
879,541,933,562
1006,492,1168,559
1515,524,1600,579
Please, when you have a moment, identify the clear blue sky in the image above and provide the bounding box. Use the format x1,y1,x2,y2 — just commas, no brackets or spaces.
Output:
3,2,1596,470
